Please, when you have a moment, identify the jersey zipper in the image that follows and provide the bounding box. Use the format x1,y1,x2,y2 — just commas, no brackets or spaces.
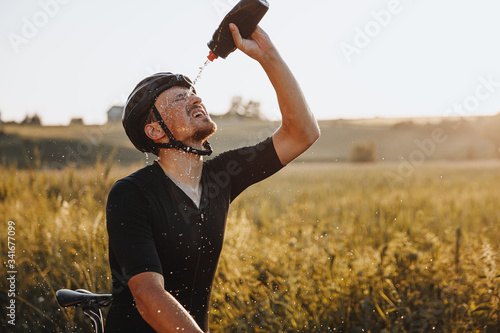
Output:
189,211,204,312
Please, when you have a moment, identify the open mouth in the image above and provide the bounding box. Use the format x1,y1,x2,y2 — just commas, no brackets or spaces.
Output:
191,109,206,118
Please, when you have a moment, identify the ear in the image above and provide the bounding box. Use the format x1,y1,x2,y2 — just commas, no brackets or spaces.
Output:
144,122,167,141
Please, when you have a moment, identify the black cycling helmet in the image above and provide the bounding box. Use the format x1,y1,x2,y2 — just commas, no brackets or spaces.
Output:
122,72,212,156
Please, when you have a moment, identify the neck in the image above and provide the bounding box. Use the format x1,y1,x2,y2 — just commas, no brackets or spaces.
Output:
156,148,204,189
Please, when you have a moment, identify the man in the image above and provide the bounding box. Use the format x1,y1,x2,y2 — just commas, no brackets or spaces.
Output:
105,24,320,332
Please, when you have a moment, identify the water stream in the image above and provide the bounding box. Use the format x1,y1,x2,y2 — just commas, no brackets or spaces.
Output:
188,59,212,97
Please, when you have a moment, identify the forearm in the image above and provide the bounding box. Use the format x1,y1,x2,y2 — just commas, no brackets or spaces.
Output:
258,49,320,165
259,48,319,143
229,24,320,164
134,285,203,333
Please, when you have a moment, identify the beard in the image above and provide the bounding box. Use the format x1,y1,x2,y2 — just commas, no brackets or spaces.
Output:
191,117,217,142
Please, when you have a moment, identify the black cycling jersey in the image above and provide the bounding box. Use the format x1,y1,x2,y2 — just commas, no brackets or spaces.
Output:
105,137,283,332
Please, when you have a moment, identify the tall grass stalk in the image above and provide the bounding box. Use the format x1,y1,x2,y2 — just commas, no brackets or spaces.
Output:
0,161,499,332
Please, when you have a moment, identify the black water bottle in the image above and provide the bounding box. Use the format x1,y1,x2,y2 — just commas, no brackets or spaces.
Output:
207,0,270,61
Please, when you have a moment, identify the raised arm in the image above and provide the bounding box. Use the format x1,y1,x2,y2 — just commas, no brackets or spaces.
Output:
229,24,320,166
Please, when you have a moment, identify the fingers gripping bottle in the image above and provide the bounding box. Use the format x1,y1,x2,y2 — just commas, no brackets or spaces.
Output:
207,0,269,61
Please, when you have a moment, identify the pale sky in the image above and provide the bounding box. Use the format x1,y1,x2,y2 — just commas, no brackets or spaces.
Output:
1,0,499,125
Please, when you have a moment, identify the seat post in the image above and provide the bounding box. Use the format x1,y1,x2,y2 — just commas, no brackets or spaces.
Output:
82,305,104,333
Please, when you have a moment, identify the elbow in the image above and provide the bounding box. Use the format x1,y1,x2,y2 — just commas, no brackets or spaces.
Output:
312,124,321,142
132,286,151,319
129,275,161,322
305,123,321,147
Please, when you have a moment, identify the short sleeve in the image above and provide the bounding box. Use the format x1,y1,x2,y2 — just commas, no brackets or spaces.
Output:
207,136,284,202
106,180,162,282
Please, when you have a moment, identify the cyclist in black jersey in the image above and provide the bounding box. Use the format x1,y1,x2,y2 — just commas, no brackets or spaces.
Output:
105,24,320,332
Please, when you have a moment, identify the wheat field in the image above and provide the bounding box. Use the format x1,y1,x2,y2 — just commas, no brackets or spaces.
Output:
0,160,499,332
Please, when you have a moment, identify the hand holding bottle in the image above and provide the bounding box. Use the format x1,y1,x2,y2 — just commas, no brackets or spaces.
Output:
207,0,269,61
229,23,277,64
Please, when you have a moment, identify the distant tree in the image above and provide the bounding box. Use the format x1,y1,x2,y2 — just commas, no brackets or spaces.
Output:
391,120,415,129
243,100,262,119
226,96,262,119
227,96,245,117
21,114,42,126
350,141,376,163
32,114,42,125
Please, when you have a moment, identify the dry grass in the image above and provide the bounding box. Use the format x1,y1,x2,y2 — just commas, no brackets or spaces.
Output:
0,161,499,332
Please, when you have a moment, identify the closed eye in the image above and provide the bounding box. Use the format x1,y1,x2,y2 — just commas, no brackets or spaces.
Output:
174,93,187,102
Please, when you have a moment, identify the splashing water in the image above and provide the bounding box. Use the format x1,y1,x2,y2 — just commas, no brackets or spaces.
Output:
187,156,192,175
188,59,211,97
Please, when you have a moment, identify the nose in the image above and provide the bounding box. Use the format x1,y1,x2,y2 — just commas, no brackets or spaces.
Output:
189,93,202,105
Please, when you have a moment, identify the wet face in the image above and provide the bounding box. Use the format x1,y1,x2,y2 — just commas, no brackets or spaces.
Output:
153,86,217,146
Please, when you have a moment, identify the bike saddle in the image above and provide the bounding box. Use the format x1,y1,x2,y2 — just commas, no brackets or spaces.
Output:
56,289,113,308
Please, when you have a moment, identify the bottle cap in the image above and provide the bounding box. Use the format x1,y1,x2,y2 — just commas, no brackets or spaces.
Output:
207,51,218,62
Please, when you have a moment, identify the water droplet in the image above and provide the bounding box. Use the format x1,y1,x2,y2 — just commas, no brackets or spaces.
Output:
187,59,211,97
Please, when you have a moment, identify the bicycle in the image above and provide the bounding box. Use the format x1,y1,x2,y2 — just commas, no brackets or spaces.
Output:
56,289,113,333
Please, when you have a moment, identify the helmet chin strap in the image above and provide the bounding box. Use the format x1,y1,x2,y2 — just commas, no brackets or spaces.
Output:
151,105,213,156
